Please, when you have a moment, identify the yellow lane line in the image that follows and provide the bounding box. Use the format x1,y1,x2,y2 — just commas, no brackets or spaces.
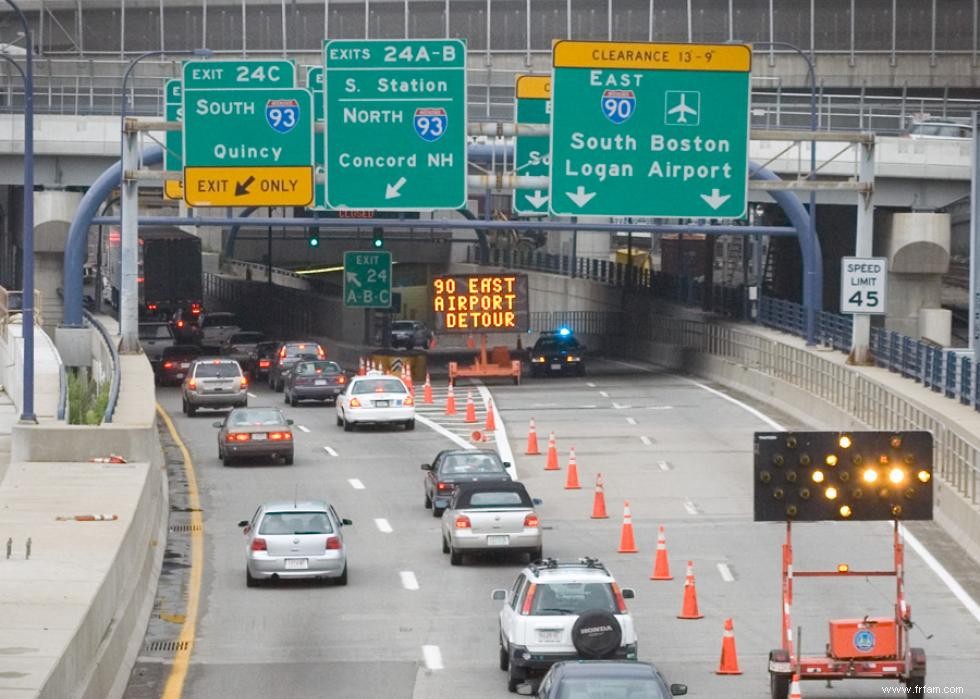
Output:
158,404,204,699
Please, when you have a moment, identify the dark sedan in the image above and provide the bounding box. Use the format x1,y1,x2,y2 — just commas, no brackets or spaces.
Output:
422,448,512,517
284,360,348,406
529,330,586,377
155,344,202,386
215,407,294,466
521,660,687,698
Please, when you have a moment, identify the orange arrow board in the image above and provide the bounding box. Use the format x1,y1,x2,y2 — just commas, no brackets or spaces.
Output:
183,166,313,207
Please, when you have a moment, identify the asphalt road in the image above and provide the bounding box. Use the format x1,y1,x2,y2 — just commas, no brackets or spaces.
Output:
125,358,980,698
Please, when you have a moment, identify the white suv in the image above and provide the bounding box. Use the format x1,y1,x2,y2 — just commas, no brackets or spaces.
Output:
491,557,638,693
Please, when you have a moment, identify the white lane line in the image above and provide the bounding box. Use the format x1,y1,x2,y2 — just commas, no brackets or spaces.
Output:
247,392,257,399
626,417,637,425
684,378,785,430
400,571,420,591
658,460,671,471
348,478,365,490
323,446,339,457
579,405,598,409
612,402,631,410
717,563,735,582
646,405,674,411
297,425,310,433
640,436,653,446
586,382,597,388
417,414,474,450
901,525,980,623
474,384,518,481
599,391,610,398
683,499,699,515
422,645,444,670
375,518,393,533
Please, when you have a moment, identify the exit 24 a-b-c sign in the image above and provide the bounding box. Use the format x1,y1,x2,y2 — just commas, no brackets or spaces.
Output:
840,257,887,315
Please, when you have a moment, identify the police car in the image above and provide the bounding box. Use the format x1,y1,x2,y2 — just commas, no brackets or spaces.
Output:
528,328,586,377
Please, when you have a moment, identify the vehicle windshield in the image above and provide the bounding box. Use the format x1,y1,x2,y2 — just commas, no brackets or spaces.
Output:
534,338,579,352
194,362,240,378
139,325,171,339
229,332,263,344
295,361,342,375
283,343,322,358
391,321,416,331
531,582,617,615
162,345,200,358
259,511,333,536
439,454,505,474
229,409,286,426
202,314,238,328
468,492,524,507
556,677,667,699
352,378,406,395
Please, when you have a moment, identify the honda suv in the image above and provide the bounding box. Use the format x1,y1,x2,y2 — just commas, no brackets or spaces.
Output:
491,557,638,693
182,358,248,416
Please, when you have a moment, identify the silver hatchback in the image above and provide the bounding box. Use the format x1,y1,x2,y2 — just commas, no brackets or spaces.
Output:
181,358,248,416
238,500,352,587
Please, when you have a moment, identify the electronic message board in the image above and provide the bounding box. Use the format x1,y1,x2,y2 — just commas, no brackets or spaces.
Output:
432,273,529,333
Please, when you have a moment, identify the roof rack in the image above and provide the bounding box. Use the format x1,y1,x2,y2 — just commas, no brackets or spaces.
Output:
527,556,609,575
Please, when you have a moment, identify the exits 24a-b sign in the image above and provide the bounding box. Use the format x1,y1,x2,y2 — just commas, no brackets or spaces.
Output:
841,257,887,314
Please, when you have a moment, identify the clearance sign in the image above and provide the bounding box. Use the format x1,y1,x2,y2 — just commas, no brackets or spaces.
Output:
432,273,529,332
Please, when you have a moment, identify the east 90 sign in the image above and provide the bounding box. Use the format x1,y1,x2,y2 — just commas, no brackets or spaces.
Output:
432,273,529,333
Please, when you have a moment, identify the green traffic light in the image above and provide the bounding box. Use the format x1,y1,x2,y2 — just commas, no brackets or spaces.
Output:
309,237,319,247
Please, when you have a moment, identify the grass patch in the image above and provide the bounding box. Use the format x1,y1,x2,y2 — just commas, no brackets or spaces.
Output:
67,368,110,425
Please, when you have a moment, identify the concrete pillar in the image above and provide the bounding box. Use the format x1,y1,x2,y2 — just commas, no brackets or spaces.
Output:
884,212,951,342
34,190,84,335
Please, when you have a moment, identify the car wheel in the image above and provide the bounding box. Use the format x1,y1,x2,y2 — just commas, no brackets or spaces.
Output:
274,379,283,392
245,567,259,588
404,419,415,431
442,535,449,554
343,414,353,432
222,454,233,466
187,403,197,417
424,492,432,509
283,453,294,465
530,547,543,563
449,544,462,566
498,643,509,671
506,664,526,693
181,397,189,415
335,564,348,586
336,414,343,427
577,365,587,377
283,390,290,404
290,393,298,407
571,609,623,659
432,506,443,519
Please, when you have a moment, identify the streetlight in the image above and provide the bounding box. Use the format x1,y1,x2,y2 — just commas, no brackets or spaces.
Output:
3,0,36,423
118,48,211,353
746,40,822,346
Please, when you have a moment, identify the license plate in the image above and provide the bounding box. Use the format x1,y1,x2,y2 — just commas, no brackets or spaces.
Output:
176,373,185,379
537,629,562,643
180,362,190,368
487,535,509,546
284,558,308,570
550,363,561,370
314,379,327,386
252,433,267,441
375,400,389,407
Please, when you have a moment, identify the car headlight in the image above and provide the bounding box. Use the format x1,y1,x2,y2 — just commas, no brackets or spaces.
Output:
566,355,580,362
531,356,546,363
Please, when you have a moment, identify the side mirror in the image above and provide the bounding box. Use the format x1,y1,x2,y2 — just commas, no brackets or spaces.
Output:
491,589,507,601
286,419,294,425
503,461,512,468
621,587,635,599
670,684,688,696
213,421,223,428
532,498,543,506
421,463,432,470
515,684,535,696
237,520,248,527
341,518,353,526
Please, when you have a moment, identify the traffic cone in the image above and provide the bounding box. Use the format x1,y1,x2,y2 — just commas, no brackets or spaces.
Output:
525,418,541,455
677,560,704,619
445,384,457,415
591,473,609,519
464,391,477,423
423,373,433,404
649,525,673,580
485,399,496,431
789,674,802,699
564,447,581,489
716,618,743,675
467,334,476,349
545,432,560,470
617,501,638,553
402,364,413,393
358,357,366,376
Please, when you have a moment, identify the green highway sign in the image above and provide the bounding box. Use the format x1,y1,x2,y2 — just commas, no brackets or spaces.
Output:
306,65,326,210
549,41,751,218
164,79,183,200
182,59,296,89
323,39,467,211
343,250,392,308
513,75,551,215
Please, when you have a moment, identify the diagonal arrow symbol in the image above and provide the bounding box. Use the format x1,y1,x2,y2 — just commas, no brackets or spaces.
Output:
566,185,596,208
385,176,407,199
235,175,255,197
700,188,732,210
345,271,362,288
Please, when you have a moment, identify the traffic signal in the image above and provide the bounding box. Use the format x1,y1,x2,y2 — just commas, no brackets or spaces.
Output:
372,228,384,249
753,431,933,522
307,228,319,247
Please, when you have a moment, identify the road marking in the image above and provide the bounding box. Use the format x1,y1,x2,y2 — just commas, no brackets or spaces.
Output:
684,378,784,430
901,525,980,623
531,402,559,408
579,405,598,409
640,436,653,446
400,571,419,591
683,499,699,515
612,402,630,410
348,478,365,490
586,382,596,388
474,384,517,481
658,460,671,471
626,417,637,425
717,563,735,582
247,392,257,399
599,390,609,398
297,425,310,433
422,645,444,670
375,518,392,533
646,405,673,410
323,446,339,457
417,414,473,450
157,405,204,699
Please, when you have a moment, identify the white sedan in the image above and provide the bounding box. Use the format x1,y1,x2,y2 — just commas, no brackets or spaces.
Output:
336,372,415,431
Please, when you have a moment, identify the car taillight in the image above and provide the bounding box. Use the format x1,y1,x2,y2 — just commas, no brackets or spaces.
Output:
279,346,287,358
226,432,250,442
523,513,539,528
454,514,471,529
317,350,326,359
611,582,629,614
403,395,414,406
147,303,157,311
338,375,346,384
349,397,362,408
188,379,197,390
240,377,248,388
176,320,185,328
259,359,271,368
268,432,292,441
163,361,174,369
191,305,201,315
250,537,267,552
326,536,342,550
521,583,537,615
437,481,451,491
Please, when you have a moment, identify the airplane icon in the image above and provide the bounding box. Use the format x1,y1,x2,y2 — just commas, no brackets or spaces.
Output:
665,91,700,126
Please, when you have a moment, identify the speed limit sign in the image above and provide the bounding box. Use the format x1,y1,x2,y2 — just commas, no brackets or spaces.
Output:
840,257,888,315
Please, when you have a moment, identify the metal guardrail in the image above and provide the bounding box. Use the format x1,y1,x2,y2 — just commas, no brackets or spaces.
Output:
83,310,120,424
